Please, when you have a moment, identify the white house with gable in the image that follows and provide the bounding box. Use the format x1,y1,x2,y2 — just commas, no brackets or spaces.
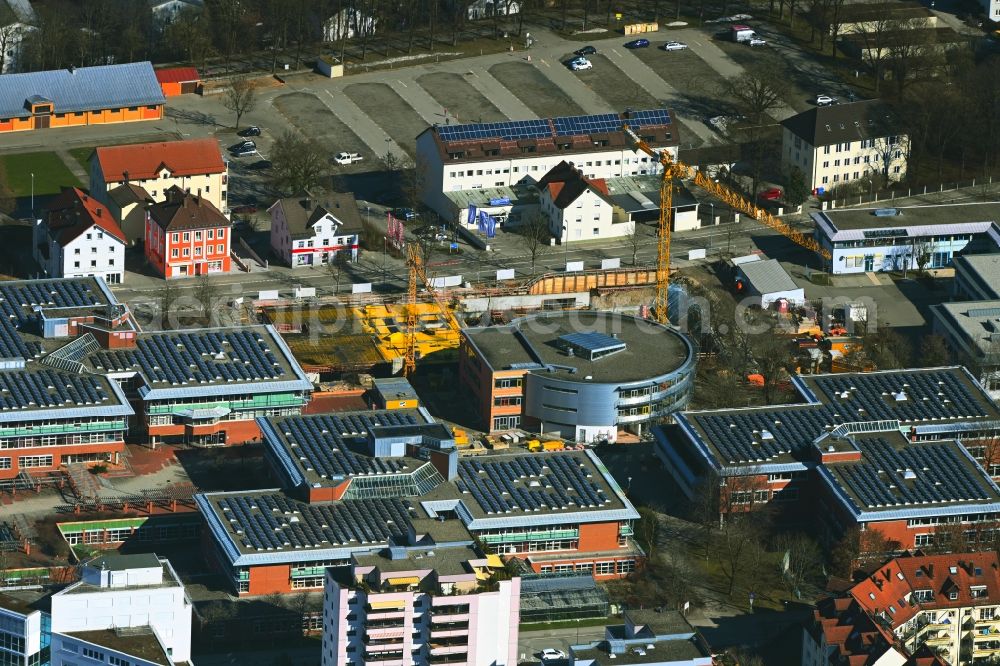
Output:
34,187,127,284
269,191,363,268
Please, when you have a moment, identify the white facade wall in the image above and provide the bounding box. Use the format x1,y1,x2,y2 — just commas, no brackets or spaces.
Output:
0,22,33,73
50,563,192,664
91,165,227,214
781,127,908,192
269,208,359,268
985,0,1000,21
33,222,125,284
417,131,677,222
322,575,519,666
541,188,623,243
827,234,975,275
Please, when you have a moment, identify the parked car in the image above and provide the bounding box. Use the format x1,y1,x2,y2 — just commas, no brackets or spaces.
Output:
229,141,257,157
568,56,593,71
624,38,650,48
540,649,567,662
334,151,363,165
238,125,262,137
574,45,597,55
247,159,272,170
759,187,783,201
661,41,688,51
747,36,767,46
393,208,419,221
816,94,836,106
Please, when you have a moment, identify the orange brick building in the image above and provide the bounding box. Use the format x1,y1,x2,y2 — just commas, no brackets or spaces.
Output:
0,62,164,133
154,67,202,97
658,367,1000,558
198,412,642,595
145,187,231,279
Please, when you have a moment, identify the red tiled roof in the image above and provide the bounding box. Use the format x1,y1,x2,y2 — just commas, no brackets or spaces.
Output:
46,187,126,246
154,67,200,84
95,138,225,183
850,552,1000,630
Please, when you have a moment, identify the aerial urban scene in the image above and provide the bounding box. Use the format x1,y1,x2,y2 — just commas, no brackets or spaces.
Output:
0,0,999,665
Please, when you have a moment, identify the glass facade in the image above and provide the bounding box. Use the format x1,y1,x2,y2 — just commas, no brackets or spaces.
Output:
341,464,444,500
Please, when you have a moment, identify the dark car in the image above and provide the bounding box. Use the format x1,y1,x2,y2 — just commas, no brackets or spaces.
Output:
393,208,418,221
247,159,272,170
574,45,597,56
624,38,650,49
238,125,262,137
229,140,257,157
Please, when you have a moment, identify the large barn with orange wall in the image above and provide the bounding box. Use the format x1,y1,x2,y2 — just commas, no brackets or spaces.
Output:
196,410,643,595
0,61,164,133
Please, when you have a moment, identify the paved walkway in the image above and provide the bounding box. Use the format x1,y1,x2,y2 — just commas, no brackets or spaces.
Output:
465,66,536,119
55,149,90,188
317,89,410,162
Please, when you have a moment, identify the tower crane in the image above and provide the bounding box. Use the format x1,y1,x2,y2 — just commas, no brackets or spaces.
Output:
623,125,831,325
402,244,462,377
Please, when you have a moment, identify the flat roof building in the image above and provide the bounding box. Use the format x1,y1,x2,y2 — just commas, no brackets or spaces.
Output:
953,253,1000,301
570,610,714,665
656,366,1000,553
417,109,680,223
931,300,1000,399
199,410,641,595
0,61,165,133
812,203,1000,274
460,311,695,441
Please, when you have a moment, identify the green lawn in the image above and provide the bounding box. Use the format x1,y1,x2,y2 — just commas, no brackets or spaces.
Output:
0,151,81,197
68,146,96,172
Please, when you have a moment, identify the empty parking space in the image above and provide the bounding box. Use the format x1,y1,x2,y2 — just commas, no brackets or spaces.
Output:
570,53,661,112
631,48,735,120
344,83,427,157
417,72,508,125
272,92,370,172
489,61,586,118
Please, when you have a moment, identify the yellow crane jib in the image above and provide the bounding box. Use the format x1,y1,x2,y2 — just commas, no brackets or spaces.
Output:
403,244,463,377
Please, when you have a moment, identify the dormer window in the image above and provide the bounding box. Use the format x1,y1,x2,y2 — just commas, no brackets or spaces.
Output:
949,590,959,600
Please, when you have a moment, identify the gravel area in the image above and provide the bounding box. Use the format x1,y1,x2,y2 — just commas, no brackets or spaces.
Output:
343,82,427,156
272,92,371,172
571,53,661,110
488,61,586,118
417,72,508,124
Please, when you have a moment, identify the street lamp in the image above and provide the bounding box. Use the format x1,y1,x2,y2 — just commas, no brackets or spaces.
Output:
30,172,34,217
382,236,388,287
563,224,569,266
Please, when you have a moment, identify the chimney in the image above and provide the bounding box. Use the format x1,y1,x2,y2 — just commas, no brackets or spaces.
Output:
927,564,934,578
96,207,101,217
303,198,313,211
123,170,130,184
69,65,76,75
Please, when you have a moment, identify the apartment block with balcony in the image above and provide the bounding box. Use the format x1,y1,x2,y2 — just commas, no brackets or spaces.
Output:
780,100,908,192
198,410,642,596
321,525,519,666
459,311,695,442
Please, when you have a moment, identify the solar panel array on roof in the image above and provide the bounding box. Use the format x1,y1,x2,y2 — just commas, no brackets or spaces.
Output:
89,330,286,385
559,331,626,357
0,279,104,360
553,113,621,136
438,119,551,143
0,369,111,410
217,493,411,551
627,109,672,128
693,370,994,464
276,412,422,480
455,454,610,515
835,438,993,508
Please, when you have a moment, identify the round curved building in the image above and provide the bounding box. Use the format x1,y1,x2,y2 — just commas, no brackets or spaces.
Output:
459,311,696,442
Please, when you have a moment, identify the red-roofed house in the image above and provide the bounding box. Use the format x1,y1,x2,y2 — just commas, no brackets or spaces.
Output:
34,188,126,284
536,161,630,244
145,187,231,279
89,138,228,215
805,553,1000,665
154,67,202,96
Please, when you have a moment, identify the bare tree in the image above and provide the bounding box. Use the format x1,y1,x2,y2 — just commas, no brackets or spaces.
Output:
634,507,661,560
717,512,765,597
327,251,350,293
720,63,790,194
777,532,823,597
222,75,258,130
518,212,550,275
751,329,793,405
195,274,220,324
270,131,328,194
619,222,650,266
847,0,896,92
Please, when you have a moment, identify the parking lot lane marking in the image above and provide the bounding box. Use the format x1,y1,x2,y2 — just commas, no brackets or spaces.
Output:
540,59,550,67
611,49,621,58
398,79,407,87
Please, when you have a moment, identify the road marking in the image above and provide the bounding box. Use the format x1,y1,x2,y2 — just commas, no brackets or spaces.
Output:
397,79,407,87
611,49,621,57
540,59,550,67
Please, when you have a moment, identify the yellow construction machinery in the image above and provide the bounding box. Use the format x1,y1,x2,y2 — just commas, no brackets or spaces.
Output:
623,126,831,324
403,244,462,377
